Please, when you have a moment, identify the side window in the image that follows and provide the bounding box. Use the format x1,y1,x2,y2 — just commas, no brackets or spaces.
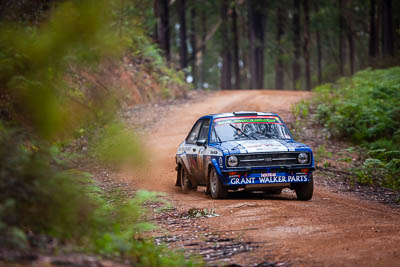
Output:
186,120,202,144
198,119,210,142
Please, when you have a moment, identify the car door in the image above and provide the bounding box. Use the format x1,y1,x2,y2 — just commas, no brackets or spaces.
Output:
184,119,203,182
196,119,210,184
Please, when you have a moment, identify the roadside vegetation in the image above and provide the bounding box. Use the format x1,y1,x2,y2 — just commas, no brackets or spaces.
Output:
294,67,400,190
0,0,200,266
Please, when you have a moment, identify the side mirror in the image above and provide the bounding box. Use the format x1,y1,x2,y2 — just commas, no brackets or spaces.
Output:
196,139,207,147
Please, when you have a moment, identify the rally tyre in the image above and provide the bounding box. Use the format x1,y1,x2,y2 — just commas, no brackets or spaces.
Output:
180,167,191,193
295,173,314,201
209,167,228,199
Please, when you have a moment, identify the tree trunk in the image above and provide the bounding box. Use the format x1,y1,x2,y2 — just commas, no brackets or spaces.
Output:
377,0,382,55
395,17,400,53
339,0,345,75
190,6,197,87
275,5,284,89
156,0,170,62
381,0,394,56
178,0,187,69
303,0,311,90
248,1,256,88
292,0,301,89
154,0,158,43
314,2,322,84
221,0,232,89
248,0,267,89
240,6,250,88
232,6,240,89
316,30,322,83
369,0,377,57
199,9,206,89
346,2,355,75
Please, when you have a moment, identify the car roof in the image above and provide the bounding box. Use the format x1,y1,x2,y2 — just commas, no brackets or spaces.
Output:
201,111,279,120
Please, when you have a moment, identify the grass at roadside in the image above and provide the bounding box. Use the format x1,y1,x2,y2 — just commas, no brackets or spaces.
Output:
292,67,400,191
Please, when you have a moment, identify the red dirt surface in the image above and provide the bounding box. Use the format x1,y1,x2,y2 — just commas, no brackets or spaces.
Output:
128,90,400,266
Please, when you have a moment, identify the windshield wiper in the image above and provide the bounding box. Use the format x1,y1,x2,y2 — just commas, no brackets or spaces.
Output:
229,124,258,140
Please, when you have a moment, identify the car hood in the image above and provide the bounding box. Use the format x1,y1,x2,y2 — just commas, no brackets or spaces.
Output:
212,139,310,154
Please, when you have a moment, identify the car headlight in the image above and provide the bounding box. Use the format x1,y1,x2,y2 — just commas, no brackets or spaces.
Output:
227,156,239,167
298,153,309,164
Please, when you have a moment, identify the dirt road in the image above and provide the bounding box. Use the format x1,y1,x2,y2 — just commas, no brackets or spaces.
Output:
130,90,400,266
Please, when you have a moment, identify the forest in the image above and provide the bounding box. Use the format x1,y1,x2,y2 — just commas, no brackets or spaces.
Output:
152,0,400,90
0,0,399,266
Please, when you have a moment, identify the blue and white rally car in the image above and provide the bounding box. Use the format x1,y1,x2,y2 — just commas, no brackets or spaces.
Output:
175,111,314,200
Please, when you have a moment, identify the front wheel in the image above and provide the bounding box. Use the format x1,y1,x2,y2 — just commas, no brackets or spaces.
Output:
209,168,228,199
180,167,192,193
294,174,314,201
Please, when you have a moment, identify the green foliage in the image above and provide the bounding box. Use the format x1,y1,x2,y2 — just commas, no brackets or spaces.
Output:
110,0,187,90
354,158,400,189
0,0,122,139
0,1,197,265
96,235,202,266
291,99,309,118
89,122,144,165
311,68,400,142
0,125,199,264
300,67,400,190
314,145,333,164
0,126,100,243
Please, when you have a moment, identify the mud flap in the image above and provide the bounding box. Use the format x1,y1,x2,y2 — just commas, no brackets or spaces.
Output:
175,164,181,186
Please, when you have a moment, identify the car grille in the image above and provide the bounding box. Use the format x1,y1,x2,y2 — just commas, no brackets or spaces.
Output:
227,152,310,167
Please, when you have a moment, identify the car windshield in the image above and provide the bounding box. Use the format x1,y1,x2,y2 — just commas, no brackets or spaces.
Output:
210,116,292,143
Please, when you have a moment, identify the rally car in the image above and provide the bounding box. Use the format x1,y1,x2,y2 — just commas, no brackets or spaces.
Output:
175,111,314,200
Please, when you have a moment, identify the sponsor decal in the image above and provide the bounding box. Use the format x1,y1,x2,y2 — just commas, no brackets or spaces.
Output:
287,175,308,182
228,173,309,185
259,176,287,183
214,116,281,126
206,147,222,156
230,177,256,185
261,172,276,177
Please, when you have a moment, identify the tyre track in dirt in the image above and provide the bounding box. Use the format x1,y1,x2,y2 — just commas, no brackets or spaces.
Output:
128,90,400,266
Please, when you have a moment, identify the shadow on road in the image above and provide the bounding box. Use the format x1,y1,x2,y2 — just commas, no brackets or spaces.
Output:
227,190,297,201
174,186,299,201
